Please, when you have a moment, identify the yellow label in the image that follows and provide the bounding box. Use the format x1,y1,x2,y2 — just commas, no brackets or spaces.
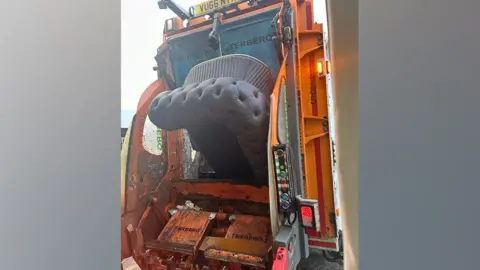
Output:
192,0,242,17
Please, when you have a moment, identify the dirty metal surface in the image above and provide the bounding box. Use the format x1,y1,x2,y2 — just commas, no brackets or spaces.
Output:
144,250,195,270
149,210,214,255
296,250,343,270
225,215,270,244
199,237,269,267
172,180,270,203
182,129,199,180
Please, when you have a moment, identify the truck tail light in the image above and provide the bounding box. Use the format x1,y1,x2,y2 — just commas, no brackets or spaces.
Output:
296,196,321,233
300,205,314,227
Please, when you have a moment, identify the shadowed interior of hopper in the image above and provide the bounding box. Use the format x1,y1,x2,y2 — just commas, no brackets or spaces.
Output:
148,8,281,186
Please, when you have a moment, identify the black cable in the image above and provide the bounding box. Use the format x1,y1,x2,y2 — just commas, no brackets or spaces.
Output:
284,210,297,226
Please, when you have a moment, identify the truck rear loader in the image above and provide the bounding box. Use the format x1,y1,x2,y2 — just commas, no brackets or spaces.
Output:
121,0,344,269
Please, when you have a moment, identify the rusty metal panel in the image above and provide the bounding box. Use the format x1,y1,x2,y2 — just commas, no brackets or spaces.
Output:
149,210,214,255
225,215,270,244
172,180,269,203
199,237,269,268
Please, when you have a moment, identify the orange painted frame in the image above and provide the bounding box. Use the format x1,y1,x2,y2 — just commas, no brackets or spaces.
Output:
295,0,336,239
267,0,336,240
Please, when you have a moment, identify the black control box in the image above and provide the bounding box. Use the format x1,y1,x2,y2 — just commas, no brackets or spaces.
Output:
273,144,295,212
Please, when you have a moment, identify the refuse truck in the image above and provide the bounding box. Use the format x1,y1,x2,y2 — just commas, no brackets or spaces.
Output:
121,0,343,269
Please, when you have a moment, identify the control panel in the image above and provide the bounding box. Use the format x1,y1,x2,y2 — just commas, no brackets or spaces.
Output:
273,144,295,212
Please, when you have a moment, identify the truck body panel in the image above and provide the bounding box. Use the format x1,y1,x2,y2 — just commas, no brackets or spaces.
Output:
120,0,343,268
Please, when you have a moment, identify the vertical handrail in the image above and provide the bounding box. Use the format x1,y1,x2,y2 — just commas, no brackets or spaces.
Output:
268,52,288,236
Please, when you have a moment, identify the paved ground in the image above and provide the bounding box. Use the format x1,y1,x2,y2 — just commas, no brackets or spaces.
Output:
297,250,343,270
